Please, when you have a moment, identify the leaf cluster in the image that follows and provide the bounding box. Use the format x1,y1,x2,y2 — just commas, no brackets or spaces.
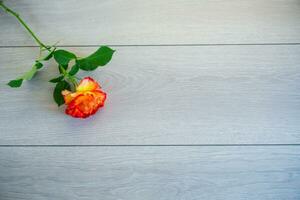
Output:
8,46,115,106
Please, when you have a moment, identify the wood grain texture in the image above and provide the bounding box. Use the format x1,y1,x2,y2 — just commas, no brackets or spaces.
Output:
0,0,299,199
0,46,299,145
0,146,299,200
1,0,300,46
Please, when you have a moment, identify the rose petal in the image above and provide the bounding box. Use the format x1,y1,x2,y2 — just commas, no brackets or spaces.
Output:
65,91,106,118
76,77,101,92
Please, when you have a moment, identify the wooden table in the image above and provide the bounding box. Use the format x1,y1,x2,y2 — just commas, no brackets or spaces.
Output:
0,0,300,199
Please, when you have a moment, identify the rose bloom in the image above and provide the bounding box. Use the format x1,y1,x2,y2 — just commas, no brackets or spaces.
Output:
62,77,106,118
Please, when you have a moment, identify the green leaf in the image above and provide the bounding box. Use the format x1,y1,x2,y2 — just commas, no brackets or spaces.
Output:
21,61,43,81
7,62,41,88
7,79,23,88
49,76,64,83
53,49,76,66
35,61,43,69
77,46,115,71
22,65,38,80
53,80,71,106
6,50,49,88
68,63,80,76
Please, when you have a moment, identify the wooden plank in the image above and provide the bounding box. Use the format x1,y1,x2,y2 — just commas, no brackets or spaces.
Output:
1,0,300,46
0,146,299,199
0,45,299,145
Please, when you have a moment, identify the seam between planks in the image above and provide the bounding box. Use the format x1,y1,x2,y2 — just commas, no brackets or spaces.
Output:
0,144,300,147
1,43,300,48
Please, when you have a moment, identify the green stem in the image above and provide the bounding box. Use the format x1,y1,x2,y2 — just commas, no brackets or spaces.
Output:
0,1,49,50
59,65,68,76
59,65,78,88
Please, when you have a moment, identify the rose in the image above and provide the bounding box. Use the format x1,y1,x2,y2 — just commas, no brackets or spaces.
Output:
62,77,106,118
2,2,115,118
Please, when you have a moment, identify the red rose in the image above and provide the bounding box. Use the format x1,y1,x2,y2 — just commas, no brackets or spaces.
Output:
62,77,106,118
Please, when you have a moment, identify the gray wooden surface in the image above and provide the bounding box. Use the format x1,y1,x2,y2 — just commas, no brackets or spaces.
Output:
1,147,300,200
1,0,300,46
0,0,300,199
1,46,300,145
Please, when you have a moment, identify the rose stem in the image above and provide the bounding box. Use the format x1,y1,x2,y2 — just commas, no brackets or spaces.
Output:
0,1,50,51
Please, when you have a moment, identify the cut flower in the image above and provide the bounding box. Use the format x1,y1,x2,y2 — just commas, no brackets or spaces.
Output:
62,77,106,118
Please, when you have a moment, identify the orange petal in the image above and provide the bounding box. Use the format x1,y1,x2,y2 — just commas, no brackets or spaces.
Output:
76,77,101,92
65,91,106,118
62,90,82,105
